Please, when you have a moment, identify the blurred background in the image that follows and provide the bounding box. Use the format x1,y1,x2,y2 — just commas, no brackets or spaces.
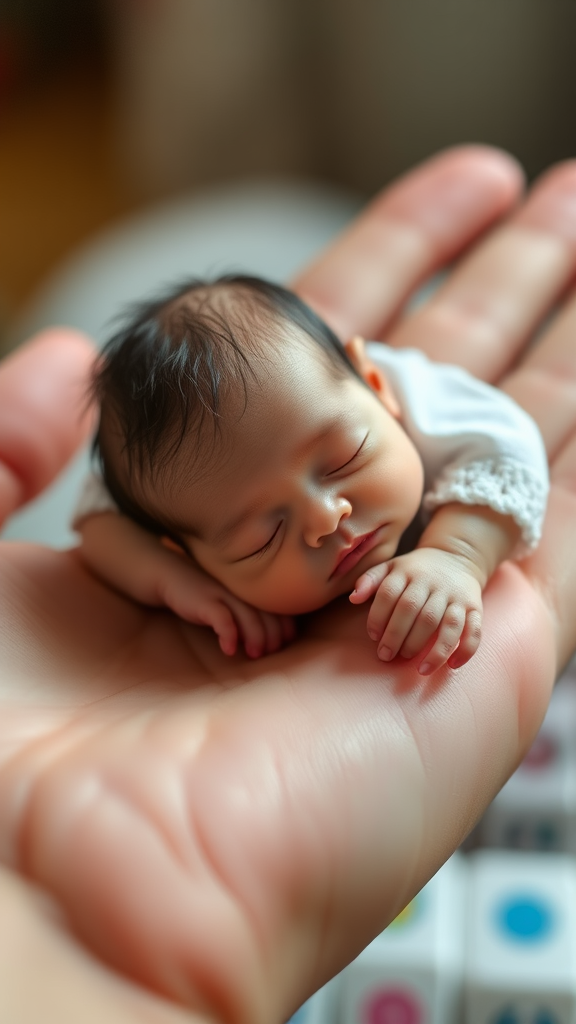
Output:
2,0,576,355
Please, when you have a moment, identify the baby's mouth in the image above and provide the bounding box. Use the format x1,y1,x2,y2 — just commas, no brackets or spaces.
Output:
330,528,384,579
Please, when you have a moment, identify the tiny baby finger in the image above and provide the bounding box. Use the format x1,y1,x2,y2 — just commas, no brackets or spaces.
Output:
260,611,284,653
376,582,429,661
228,599,267,658
448,609,483,668
418,603,466,675
366,571,409,641
280,615,297,643
350,562,391,604
399,593,447,660
203,602,238,656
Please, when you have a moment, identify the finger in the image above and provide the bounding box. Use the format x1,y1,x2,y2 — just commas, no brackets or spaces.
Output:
523,424,576,670
279,615,297,645
199,603,238,656
350,563,391,604
0,329,97,526
390,161,576,381
448,610,483,670
419,604,467,676
365,570,408,642
501,286,576,460
375,582,429,661
0,534,557,1017
293,146,523,340
259,612,284,655
226,600,267,659
399,594,447,661
0,866,180,1024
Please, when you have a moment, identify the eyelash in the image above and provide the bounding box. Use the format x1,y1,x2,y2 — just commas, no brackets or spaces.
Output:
327,435,367,475
239,434,368,561
246,522,282,560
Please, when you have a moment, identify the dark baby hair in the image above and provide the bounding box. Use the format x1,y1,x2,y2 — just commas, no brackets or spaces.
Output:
91,273,361,540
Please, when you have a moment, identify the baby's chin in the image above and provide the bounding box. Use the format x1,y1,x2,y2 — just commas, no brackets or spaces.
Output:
256,575,361,617
248,583,343,617
236,545,395,616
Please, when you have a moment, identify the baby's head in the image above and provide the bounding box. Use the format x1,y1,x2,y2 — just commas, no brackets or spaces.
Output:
93,275,423,614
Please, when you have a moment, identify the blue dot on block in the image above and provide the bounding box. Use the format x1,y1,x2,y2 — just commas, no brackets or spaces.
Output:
492,1008,518,1024
495,893,554,943
535,1009,561,1024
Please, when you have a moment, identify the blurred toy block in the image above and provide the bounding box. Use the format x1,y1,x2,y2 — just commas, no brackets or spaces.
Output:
338,853,466,1024
478,673,576,853
464,850,576,1024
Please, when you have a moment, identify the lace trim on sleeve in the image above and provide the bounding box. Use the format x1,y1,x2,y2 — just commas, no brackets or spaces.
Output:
422,457,548,557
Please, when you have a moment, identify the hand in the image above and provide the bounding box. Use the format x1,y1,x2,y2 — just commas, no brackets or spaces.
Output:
158,551,296,658
3,147,576,1023
351,549,483,674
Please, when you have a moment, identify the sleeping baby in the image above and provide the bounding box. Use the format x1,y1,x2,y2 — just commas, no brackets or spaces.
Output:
75,275,549,675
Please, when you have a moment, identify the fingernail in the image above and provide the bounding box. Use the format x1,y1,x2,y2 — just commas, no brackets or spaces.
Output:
419,663,432,676
378,645,393,661
368,627,380,641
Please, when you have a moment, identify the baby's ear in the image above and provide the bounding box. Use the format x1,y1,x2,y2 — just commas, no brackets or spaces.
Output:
344,336,401,418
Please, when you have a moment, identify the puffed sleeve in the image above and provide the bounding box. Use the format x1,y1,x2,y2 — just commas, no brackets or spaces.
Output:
367,344,549,557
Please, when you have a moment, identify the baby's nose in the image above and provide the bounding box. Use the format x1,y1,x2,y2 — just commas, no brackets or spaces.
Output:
302,494,352,548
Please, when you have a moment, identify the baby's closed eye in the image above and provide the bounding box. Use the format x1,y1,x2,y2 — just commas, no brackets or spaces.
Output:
236,522,283,562
325,434,368,476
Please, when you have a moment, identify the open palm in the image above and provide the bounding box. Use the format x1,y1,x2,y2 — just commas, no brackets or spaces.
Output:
2,148,576,1024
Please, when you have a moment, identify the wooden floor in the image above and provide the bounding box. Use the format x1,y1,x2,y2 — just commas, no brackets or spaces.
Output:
0,66,139,351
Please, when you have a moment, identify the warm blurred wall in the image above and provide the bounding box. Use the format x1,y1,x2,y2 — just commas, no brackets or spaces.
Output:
107,0,576,197
2,0,576,345
0,0,137,340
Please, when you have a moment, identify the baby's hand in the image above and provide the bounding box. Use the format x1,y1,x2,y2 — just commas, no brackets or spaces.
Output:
160,557,295,659
350,548,483,675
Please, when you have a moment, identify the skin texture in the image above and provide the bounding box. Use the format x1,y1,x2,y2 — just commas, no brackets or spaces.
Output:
80,309,522,672
2,147,576,1023
179,342,423,612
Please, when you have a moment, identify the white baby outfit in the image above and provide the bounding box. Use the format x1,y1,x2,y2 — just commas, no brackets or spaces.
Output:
74,345,549,557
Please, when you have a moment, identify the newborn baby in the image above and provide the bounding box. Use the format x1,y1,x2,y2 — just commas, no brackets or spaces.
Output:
76,275,549,675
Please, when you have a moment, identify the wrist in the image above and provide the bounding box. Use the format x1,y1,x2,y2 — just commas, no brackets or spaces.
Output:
417,503,520,588
415,542,489,587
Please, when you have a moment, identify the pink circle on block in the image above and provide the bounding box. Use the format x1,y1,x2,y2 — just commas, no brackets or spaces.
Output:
363,988,423,1024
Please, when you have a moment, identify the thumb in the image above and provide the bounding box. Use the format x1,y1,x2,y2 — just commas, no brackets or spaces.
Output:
349,562,391,603
0,328,97,527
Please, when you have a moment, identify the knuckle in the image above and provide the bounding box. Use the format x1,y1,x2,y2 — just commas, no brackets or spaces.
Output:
468,620,482,642
444,610,463,630
376,582,397,603
420,606,439,628
384,625,405,645
397,592,421,614
435,640,457,659
366,565,386,584
381,570,405,591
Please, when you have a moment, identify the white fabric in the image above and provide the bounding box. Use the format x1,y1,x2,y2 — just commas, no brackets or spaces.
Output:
73,471,118,525
74,345,549,559
368,344,549,557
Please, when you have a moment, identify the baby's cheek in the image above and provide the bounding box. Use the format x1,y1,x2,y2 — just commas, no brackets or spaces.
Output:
243,568,333,616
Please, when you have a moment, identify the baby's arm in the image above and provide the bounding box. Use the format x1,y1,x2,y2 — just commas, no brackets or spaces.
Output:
350,503,520,674
78,512,295,658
